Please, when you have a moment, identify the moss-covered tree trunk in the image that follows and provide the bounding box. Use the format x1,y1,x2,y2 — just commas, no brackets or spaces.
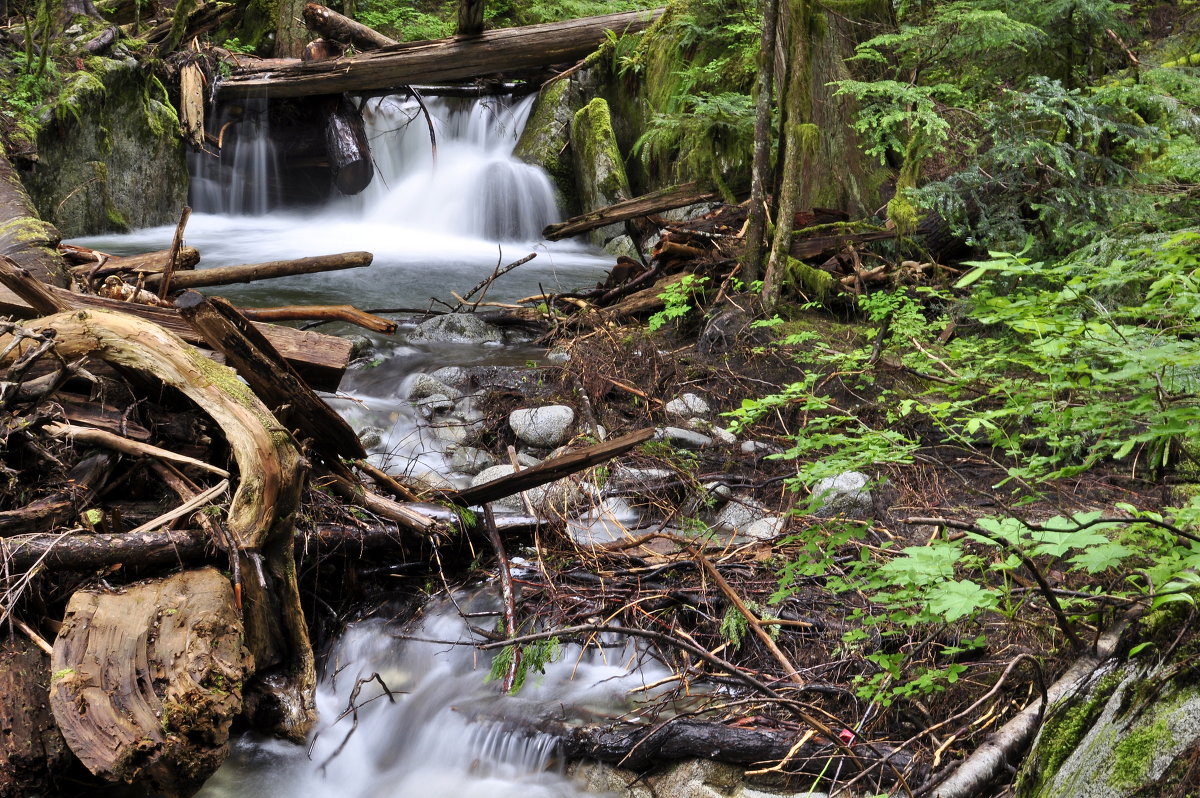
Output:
760,0,888,309
740,0,780,285
0,143,69,288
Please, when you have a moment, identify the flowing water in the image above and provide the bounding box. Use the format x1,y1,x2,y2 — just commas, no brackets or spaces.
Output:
74,93,647,795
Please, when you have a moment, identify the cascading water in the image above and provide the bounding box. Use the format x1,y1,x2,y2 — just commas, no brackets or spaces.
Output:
196,597,668,798
73,89,635,796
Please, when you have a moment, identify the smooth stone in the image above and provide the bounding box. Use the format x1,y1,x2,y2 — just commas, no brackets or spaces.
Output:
510,405,576,448
471,464,523,512
611,465,675,489
357,426,384,451
743,516,786,540
448,446,496,476
404,470,456,492
740,440,778,456
428,366,468,391
811,470,873,518
516,450,543,468
416,392,455,418
687,417,736,445
407,373,460,402
545,348,570,364
713,495,771,532
408,313,504,345
656,426,713,449
666,393,711,418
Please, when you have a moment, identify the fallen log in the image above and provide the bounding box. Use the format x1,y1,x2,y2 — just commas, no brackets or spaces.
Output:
448,427,654,507
218,9,664,99
142,249,373,290
67,246,202,278
302,2,396,49
789,230,898,260
238,303,397,333
543,182,719,241
49,568,247,795
176,291,367,462
323,95,375,195
0,143,70,287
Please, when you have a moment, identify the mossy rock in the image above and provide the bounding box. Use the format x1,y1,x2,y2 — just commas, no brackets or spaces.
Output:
513,77,580,215
21,58,188,237
569,97,632,248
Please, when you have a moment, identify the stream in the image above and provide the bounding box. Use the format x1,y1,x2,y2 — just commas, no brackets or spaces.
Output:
75,93,648,796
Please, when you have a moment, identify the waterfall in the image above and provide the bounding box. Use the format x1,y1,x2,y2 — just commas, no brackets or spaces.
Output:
190,92,560,242
196,598,668,798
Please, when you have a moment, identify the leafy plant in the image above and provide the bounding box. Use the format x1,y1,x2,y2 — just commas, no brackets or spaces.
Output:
648,274,709,331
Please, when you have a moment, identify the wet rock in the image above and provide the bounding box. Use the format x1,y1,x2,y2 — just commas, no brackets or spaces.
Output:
740,440,779,456
357,426,385,450
448,446,496,476
811,471,873,518
611,465,675,490
545,348,571,365
408,313,505,345
428,366,468,391
656,426,713,450
415,393,455,418
570,97,632,249
510,405,575,448
516,450,544,468
347,335,374,359
713,495,771,532
407,373,461,402
471,465,523,512
527,478,592,516
666,393,711,418
404,470,456,492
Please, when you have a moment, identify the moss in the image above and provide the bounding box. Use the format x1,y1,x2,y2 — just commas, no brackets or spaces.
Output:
1111,718,1172,789
888,193,920,236
512,78,577,211
571,97,632,244
783,256,836,303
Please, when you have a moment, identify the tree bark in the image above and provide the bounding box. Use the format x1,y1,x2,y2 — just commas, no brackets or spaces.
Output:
0,638,70,798
0,144,69,288
303,2,396,49
275,0,308,57
457,0,484,36
740,0,780,285
218,9,664,99
323,95,374,195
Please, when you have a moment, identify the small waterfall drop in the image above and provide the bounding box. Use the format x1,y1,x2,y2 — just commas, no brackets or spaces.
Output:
354,93,559,241
196,597,668,798
189,98,282,215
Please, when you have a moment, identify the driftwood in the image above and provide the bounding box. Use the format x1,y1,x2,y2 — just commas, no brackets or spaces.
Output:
176,291,367,462
0,638,70,798
142,249,373,290
0,277,354,392
1,309,316,739
67,245,201,278
49,568,247,795
0,144,69,287
179,62,206,149
218,9,664,99
84,25,120,54
238,303,397,333
543,182,719,241
302,2,397,49
449,427,654,507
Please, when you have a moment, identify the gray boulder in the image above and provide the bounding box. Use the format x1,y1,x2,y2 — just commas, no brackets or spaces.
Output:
510,405,575,448
666,393,712,418
656,426,713,450
408,313,505,345
811,471,873,518
407,373,460,402
448,446,496,476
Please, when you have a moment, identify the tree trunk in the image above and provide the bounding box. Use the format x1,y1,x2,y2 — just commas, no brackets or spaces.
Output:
143,249,373,290
275,0,308,57
543,182,719,241
218,9,664,99
457,0,484,36
322,95,374,195
0,144,69,288
740,0,780,285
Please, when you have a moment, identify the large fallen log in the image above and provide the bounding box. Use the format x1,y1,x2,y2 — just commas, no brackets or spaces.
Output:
322,96,375,195
217,9,664,99
543,182,720,241
142,250,373,290
303,2,396,49
49,568,247,795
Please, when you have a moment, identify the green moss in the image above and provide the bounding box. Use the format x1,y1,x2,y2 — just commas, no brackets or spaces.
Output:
784,256,836,303
888,193,920,236
571,97,632,226
1111,718,1171,788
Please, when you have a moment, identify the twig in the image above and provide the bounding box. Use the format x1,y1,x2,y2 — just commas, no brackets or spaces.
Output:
41,421,230,477
158,205,192,299
459,252,538,310
16,619,53,655
128,479,229,535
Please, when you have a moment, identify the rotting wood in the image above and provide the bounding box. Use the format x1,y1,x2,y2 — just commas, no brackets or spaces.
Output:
238,303,397,333
543,182,720,241
179,63,206,149
1,309,316,739
0,143,69,287
0,279,354,392
0,637,70,798
325,474,439,535
448,428,654,507
49,568,248,795
322,95,375,196
789,230,898,260
142,250,373,290
218,9,664,99
0,453,111,537
176,291,366,462
302,2,397,49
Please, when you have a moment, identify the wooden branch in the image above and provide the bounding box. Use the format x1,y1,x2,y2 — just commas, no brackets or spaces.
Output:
176,291,366,462
218,9,664,99
41,420,230,477
157,205,191,299
325,475,438,536
144,250,373,290
68,246,201,278
237,304,397,333
448,428,654,507
127,479,230,535
302,2,396,49
543,183,719,241
0,256,70,314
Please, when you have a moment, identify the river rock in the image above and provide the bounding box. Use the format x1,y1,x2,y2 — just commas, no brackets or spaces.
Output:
811,471,873,518
740,440,779,456
357,426,385,451
510,405,575,448
415,393,455,418
408,313,505,345
448,446,496,476
666,393,711,418
656,426,713,450
713,495,770,532
407,373,461,402
516,450,544,468
471,465,523,512
611,465,675,490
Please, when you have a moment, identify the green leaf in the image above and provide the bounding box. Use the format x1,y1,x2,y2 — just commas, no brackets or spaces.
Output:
926,580,1000,622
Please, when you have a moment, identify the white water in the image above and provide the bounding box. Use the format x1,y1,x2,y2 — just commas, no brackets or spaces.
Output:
197,598,670,798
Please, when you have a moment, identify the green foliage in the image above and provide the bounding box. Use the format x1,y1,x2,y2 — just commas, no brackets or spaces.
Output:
648,274,708,331
486,636,561,694
356,0,454,41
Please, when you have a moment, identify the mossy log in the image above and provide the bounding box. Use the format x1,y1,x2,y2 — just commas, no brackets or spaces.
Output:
0,144,69,288
49,568,248,796
1,309,316,739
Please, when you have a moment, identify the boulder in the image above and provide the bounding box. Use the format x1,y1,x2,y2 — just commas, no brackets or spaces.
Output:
666,393,712,418
408,313,505,345
406,373,461,402
510,405,576,448
570,97,632,249
448,446,496,476
810,471,873,519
